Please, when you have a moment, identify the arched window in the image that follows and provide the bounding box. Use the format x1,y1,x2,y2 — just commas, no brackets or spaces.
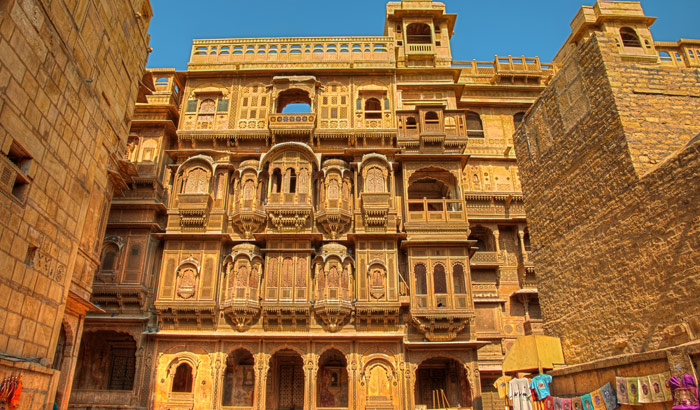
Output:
172,363,193,393
271,169,282,193
433,264,447,294
222,350,255,406
620,27,641,48
466,111,484,138
415,263,427,295
364,98,382,119
407,23,432,44
513,112,525,129
277,88,311,113
425,111,440,130
285,168,297,193
197,99,216,129
452,264,466,294
100,243,119,272
406,117,418,130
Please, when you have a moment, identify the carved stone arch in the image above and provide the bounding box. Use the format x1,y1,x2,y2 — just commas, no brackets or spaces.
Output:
162,343,210,356
190,82,231,98
82,328,140,348
267,344,307,359
223,344,257,359
361,357,398,393
176,155,216,195
165,353,201,377
259,142,321,170
317,344,350,358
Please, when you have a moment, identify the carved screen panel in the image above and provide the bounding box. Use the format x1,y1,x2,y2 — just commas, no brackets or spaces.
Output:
267,257,278,299
365,167,386,193
184,167,210,194
296,258,307,300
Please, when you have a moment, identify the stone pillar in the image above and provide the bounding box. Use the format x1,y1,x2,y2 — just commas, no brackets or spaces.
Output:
492,227,501,253
346,353,359,410
466,364,483,410
254,353,270,410
211,352,224,410
304,353,319,410
407,362,418,410
517,229,526,258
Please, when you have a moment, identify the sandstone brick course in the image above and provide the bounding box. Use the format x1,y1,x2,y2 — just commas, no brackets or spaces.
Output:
0,0,151,408
513,0,700,391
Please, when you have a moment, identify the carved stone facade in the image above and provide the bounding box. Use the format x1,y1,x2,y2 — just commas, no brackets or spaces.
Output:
72,1,557,409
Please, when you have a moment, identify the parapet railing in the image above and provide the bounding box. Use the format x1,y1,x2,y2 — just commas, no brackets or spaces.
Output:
189,37,395,67
453,56,556,77
655,41,700,68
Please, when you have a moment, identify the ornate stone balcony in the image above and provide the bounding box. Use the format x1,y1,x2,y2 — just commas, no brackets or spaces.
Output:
313,299,353,333
360,192,393,231
316,207,352,239
230,205,267,239
268,113,316,138
469,250,506,267
221,298,261,331
407,43,434,56
176,192,212,228
405,199,465,224
410,309,475,342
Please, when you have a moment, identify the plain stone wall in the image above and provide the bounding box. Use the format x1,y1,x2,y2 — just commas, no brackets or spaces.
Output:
0,0,151,408
513,32,700,365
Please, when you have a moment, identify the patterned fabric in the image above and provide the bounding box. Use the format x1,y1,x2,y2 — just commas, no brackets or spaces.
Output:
572,396,583,410
615,377,629,405
648,373,666,403
590,389,605,410
562,398,573,410
627,377,639,406
638,376,653,403
600,382,620,410
581,393,594,410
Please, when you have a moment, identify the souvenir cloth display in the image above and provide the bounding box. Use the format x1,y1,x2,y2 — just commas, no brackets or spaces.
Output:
590,388,605,410
0,375,22,409
532,374,554,400
581,393,594,410
615,377,629,405
669,374,700,410
649,373,666,403
562,397,573,410
495,375,513,399
600,382,620,410
627,376,640,406
554,396,563,410
544,395,554,410
572,396,583,410
638,376,653,404
509,377,533,410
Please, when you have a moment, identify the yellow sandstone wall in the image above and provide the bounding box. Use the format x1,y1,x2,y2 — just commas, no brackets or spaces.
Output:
0,0,151,408
513,31,700,366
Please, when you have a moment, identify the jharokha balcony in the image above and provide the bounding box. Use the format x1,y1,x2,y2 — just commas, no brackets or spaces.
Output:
268,113,317,142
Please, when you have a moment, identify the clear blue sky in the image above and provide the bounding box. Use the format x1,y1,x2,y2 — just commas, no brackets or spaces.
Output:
146,0,700,70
